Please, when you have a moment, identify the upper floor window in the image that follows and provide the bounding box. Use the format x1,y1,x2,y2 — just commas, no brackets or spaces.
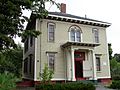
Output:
93,28,99,43
48,23,55,42
30,36,33,47
24,38,29,53
69,25,82,42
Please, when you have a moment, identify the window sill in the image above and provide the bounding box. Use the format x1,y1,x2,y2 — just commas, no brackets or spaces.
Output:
97,71,101,73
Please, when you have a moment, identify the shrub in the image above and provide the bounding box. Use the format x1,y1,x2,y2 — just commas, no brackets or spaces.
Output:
41,64,54,83
112,75,120,80
110,80,120,89
36,82,95,90
0,72,16,90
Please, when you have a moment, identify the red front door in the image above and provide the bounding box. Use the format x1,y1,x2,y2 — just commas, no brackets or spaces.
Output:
74,51,85,80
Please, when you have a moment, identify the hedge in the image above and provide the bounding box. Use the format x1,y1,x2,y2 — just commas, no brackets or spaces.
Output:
110,80,120,89
36,82,95,90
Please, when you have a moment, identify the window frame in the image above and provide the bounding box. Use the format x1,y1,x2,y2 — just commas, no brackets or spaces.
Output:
48,22,55,42
69,25,82,42
47,52,56,71
96,56,101,71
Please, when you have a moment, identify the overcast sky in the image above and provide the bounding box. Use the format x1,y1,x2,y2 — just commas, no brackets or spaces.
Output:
21,0,120,54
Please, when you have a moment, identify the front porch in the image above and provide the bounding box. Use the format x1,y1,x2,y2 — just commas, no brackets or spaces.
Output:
61,41,100,81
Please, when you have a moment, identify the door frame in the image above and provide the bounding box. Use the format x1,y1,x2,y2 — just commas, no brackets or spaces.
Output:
74,51,85,80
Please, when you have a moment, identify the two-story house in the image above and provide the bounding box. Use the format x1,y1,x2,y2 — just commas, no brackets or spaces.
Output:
23,3,111,85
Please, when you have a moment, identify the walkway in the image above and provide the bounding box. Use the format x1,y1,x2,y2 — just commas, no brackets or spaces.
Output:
96,85,116,90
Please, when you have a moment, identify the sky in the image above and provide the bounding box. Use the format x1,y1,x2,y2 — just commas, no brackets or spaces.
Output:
21,0,120,54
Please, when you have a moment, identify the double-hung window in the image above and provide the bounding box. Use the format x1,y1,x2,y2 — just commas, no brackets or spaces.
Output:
96,56,101,71
93,28,99,43
48,53,55,71
48,23,55,42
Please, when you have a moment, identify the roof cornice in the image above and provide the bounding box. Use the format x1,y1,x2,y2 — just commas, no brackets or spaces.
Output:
46,12,111,28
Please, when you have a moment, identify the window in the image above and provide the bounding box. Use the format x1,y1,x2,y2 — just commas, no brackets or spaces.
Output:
29,54,33,73
70,29,75,41
48,23,55,42
96,57,101,71
24,38,29,53
69,26,82,42
76,30,81,42
93,28,99,43
30,36,33,47
24,58,28,74
48,53,55,71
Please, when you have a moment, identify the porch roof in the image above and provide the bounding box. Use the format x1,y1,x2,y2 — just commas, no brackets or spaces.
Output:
61,42,100,48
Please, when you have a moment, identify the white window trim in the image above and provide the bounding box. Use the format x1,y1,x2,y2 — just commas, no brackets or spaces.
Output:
96,56,101,71
47,22,55,42
46,52,56,71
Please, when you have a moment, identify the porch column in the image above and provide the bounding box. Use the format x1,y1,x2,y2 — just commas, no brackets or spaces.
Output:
71,48,76,81
91,50,97,80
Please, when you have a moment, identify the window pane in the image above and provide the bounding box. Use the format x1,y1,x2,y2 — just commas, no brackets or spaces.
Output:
48,24,55,42
76,31,81,42
70,30,75,41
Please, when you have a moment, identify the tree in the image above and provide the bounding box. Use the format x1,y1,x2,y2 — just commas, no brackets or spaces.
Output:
0,44,23,77
0,0,59,50
108,43,113,60
114,53,120,62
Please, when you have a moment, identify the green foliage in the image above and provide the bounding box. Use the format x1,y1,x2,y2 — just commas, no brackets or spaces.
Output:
41,64,54,83
0,44,23,77
112,75,120,81
0,0,59,50
108,43,113,60
110,80,120,89
0,72,16,90
36,82,95,90
114,53,120,62
110,58,120,80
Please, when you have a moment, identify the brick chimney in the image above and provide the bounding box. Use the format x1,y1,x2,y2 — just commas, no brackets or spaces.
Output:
60,3,66,13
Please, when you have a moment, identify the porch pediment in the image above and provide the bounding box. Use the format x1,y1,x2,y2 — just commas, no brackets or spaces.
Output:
61,42,100,48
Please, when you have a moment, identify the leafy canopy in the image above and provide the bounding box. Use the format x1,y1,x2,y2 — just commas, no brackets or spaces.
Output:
0,0,59,50
0,44,23,77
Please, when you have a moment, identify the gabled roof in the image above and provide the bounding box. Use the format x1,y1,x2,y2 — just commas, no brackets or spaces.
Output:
46,12,111,27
